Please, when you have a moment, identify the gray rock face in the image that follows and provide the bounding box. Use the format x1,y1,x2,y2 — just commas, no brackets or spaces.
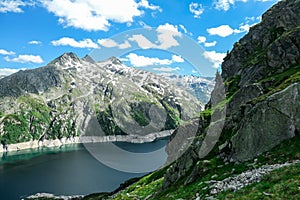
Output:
231,83,300,161
162,0,300,188
0,66,62,98
222,0,300,83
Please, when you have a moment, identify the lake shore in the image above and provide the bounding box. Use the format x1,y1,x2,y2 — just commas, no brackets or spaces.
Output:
0,130,173,153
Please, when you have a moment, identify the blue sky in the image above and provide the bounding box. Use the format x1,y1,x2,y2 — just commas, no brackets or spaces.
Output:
0,0,278,77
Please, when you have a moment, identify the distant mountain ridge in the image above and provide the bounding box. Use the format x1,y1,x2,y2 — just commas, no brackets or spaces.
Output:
0,52,202,145
162,74,215,104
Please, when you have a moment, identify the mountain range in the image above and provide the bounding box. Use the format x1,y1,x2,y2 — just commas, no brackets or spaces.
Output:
0,53,203,145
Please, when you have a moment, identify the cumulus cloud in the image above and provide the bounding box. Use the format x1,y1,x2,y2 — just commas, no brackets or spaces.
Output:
207,21,258,37
0,49,15,55
128,34,156,49
0,68,26,76
156,23,182,49
41,0,161,31
189,2,204,18
51,37,99,48
197,36,217,47
0,0,29,13
98,38,131,49
129,23,182,50
197,36,207,43
124,53,185,67
204,41,217,47
125,53,172,67
138,0,162,11
203,51,226,68
28,40,42,45
207,25,236,37
214,0,248,11
172,55,184,63
4,54,44,64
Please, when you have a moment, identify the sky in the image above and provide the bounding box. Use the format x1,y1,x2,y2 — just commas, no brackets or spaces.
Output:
0,0,279,77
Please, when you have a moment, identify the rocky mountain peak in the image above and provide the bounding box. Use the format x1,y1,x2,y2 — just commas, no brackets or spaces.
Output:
49,52,82,68
82,54,96,64
107,56,123,65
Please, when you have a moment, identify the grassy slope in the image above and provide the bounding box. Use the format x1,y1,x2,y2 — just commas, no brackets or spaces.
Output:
95,133,300,200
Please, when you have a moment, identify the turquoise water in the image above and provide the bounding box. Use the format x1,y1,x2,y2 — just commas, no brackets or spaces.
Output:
0,139,168,199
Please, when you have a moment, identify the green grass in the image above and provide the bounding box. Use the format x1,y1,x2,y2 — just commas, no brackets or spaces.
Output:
87,132,300,200
161,100,181,130
252,64,300,104
224,75,241,97
109,168,167,200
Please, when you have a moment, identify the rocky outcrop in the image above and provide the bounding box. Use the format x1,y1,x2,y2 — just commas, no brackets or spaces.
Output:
208,160,300,195
162,0,300,188
0,66,62,98
231,83,300,161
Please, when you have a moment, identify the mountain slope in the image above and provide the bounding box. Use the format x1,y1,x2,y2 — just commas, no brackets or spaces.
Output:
84,0,300,199
0,53,202,145
161,74,215,104
162,0,300,187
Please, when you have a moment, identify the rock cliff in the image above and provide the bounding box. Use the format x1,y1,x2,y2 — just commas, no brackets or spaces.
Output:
162,0,300,188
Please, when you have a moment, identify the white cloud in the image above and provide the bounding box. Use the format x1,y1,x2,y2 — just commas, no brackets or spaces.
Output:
157,23,181,33
197,36,207,43
207,20,257,37
125,53,185,67
207,25,235,37
214,0,248,11
98,38,131,49
28,40,42,45
127,23,183,50
0,49,15,55
138,0,162,12
0,68,26,76
97,38,118,48
203,51,226,68
172,55,184,63
51,37,99,48
204,41,217,47
0,0,28,13
238,24,251,32
128,34,156,49
156,23,182,49
197,36,217,47
4,55,44,64
41,0,161,31
125,53,173,67
153,67,180,72
189,2,204,18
